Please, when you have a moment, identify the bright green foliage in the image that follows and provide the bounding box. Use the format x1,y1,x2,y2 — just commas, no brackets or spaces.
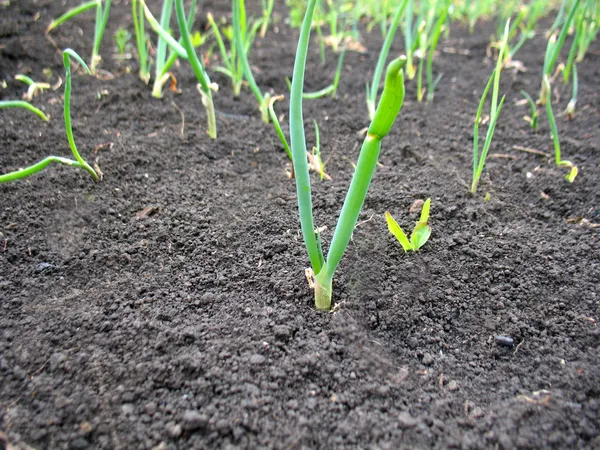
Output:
114,27,132,55
208,1,261,98
0,49,99,183
47,0,112,74
385,198,432,252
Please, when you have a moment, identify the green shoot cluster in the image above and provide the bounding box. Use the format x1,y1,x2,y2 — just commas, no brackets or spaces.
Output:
385,199,432,252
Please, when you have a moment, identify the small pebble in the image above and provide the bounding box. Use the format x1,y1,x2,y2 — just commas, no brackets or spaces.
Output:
495,335,514,347
447,380,459,391
470,407,485,419
165,421,182,438
249,354,266,364
182,410,208,431
121,404,134,415
422,353,434,365
35,262,56,273
397,412,418,429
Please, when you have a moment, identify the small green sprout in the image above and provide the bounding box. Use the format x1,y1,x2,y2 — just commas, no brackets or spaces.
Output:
425,3,450,102
0,100,49,122
471,20,509,194
15,75,51,101
132,0,150,83
153,0,176,98
174,0,217,139
385,198,431,252
290,0,407,310
0,49,99,183
544,75,578,182
564,64,577,120
47,0,112,74
520,90,538,129
232,0,270,123
114,27,132,56
207,13,242,97
259,0,275,37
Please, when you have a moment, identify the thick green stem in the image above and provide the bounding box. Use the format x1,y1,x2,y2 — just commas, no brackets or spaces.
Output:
320,57,406,309
290,0,323,275
314,268,333,310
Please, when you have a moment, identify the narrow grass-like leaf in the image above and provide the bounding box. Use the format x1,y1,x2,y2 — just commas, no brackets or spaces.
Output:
520,90,538,129
175,0,216,139
544,75,578,182
0,100,49,121
63,49,99,181
385,211,412,252
47,0,99,33
233,0,269,122
367,0,408,119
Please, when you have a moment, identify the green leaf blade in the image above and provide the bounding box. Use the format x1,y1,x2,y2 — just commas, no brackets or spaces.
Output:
385,211,412,252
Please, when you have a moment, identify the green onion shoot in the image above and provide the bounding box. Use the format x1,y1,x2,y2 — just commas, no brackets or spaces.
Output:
15,75,51,102
520,90,538,130
471,20,509,194
290,0,407,310
46,0,112,74
544,75,578,183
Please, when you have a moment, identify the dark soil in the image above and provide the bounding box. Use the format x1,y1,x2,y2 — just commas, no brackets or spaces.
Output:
1,1,599,449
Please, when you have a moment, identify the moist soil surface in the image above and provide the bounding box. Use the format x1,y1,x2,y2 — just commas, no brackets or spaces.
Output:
1,1,599,449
